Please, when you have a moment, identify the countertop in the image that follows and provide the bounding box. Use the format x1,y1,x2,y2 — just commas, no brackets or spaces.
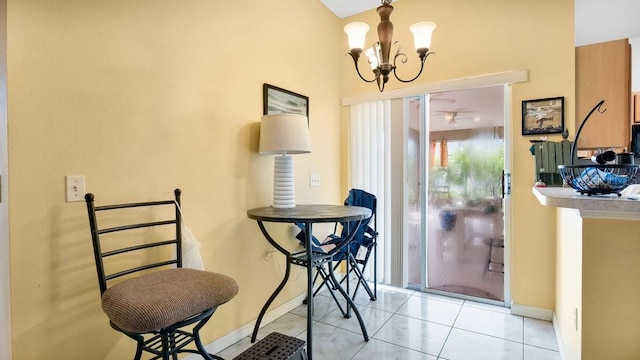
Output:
532,186,640,220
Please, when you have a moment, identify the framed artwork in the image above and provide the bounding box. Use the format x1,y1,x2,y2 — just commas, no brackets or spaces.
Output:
263,83,309,118
522,96,565,135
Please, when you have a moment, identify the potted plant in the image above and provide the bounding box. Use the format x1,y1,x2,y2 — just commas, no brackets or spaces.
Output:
446,142,504,205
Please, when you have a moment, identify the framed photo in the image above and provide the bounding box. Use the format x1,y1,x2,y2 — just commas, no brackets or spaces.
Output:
522,96,564,135
263,83,309,118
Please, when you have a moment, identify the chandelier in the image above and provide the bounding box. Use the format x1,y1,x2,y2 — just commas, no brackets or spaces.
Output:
344,0,436,92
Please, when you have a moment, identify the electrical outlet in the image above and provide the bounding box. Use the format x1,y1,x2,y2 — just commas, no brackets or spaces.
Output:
66,175,85,202
310,173,320,187
264,248,276,261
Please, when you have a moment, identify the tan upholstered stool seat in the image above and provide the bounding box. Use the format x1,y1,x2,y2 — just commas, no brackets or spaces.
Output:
101,268,239,333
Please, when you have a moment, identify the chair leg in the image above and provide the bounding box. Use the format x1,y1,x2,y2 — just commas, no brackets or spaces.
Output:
346,256,351,315
170,333,179,360
373,242,377,300
327,263,369,341
349,256,375,301
192,312,224,360
118,314,223,360
317,265,348,317
303,269,326,304
131,333,144,360
361,243,376,300
305,262,355,317
161,334,171,360
329,260,343,290
335,254,375,302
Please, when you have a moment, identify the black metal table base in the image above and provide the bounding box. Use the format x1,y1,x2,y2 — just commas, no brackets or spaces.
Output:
247,205,372,360
250,256,370,343
250,255,291,343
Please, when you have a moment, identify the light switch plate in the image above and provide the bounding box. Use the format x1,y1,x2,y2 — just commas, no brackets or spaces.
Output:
310,173,320,187
66,175,85,202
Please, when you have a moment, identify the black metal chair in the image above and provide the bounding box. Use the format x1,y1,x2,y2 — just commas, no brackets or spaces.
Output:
85,189,239,360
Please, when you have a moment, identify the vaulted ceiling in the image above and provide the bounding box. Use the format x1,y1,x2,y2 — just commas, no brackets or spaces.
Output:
324,0,640,132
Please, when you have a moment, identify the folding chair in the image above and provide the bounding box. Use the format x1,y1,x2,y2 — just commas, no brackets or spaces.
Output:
85,189,239,360
296,189,378,312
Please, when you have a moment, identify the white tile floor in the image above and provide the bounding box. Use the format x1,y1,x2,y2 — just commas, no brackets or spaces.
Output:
216,284,561,360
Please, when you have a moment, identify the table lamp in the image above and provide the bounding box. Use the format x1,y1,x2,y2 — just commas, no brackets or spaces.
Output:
259,113,311,208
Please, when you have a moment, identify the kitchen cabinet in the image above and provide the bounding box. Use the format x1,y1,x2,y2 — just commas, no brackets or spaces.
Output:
634,92,640,123
576,38,631,149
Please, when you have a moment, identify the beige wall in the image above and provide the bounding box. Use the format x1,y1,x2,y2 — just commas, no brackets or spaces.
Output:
7,0,343,358
0,0,10,359
340,0,575,310
7,0,576,359
582,218,640,359
556,210,640,359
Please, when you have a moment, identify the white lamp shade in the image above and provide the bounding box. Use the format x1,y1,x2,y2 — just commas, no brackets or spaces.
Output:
344,22,370,50
409,21,436,50
259,113,311,155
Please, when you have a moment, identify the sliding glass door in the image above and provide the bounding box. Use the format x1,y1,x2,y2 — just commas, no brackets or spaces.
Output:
406,87,508,303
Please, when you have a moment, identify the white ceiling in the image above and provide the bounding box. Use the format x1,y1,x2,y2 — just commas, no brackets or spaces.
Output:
575,0,640,46
429,87,505,132
407,86,505,132
319,0,398,19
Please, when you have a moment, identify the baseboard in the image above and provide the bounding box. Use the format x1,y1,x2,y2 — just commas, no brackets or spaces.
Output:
511,305,566,359
510,302,553,321
552,312,567,360
183,292,307,359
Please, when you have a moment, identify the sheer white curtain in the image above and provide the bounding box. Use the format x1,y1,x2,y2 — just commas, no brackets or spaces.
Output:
349,100,391,284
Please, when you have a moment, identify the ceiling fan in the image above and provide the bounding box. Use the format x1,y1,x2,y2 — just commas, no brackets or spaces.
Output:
433,110,477,129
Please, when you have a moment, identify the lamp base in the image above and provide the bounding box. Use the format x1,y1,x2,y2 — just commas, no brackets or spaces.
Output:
272,155,295,209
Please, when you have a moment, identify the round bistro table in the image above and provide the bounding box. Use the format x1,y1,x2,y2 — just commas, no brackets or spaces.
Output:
247,204,371,360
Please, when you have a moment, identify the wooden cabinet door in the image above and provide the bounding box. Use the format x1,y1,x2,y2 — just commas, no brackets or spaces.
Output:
634,92,640,123
576,39,630,149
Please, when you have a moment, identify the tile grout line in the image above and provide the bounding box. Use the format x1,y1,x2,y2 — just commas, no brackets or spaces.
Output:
356,290,442,358
346,287,415,359
435,298,466,359
522,315,525,360
451,301,532,344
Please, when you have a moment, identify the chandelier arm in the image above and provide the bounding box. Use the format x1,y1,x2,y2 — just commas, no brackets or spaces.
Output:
395,52,409,65
346,53,378,83
393,51,435,83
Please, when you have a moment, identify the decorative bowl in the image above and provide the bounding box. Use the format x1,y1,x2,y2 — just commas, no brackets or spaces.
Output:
557,164,639,196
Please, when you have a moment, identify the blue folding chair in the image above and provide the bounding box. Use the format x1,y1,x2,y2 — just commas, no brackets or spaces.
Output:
296,189,377,315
